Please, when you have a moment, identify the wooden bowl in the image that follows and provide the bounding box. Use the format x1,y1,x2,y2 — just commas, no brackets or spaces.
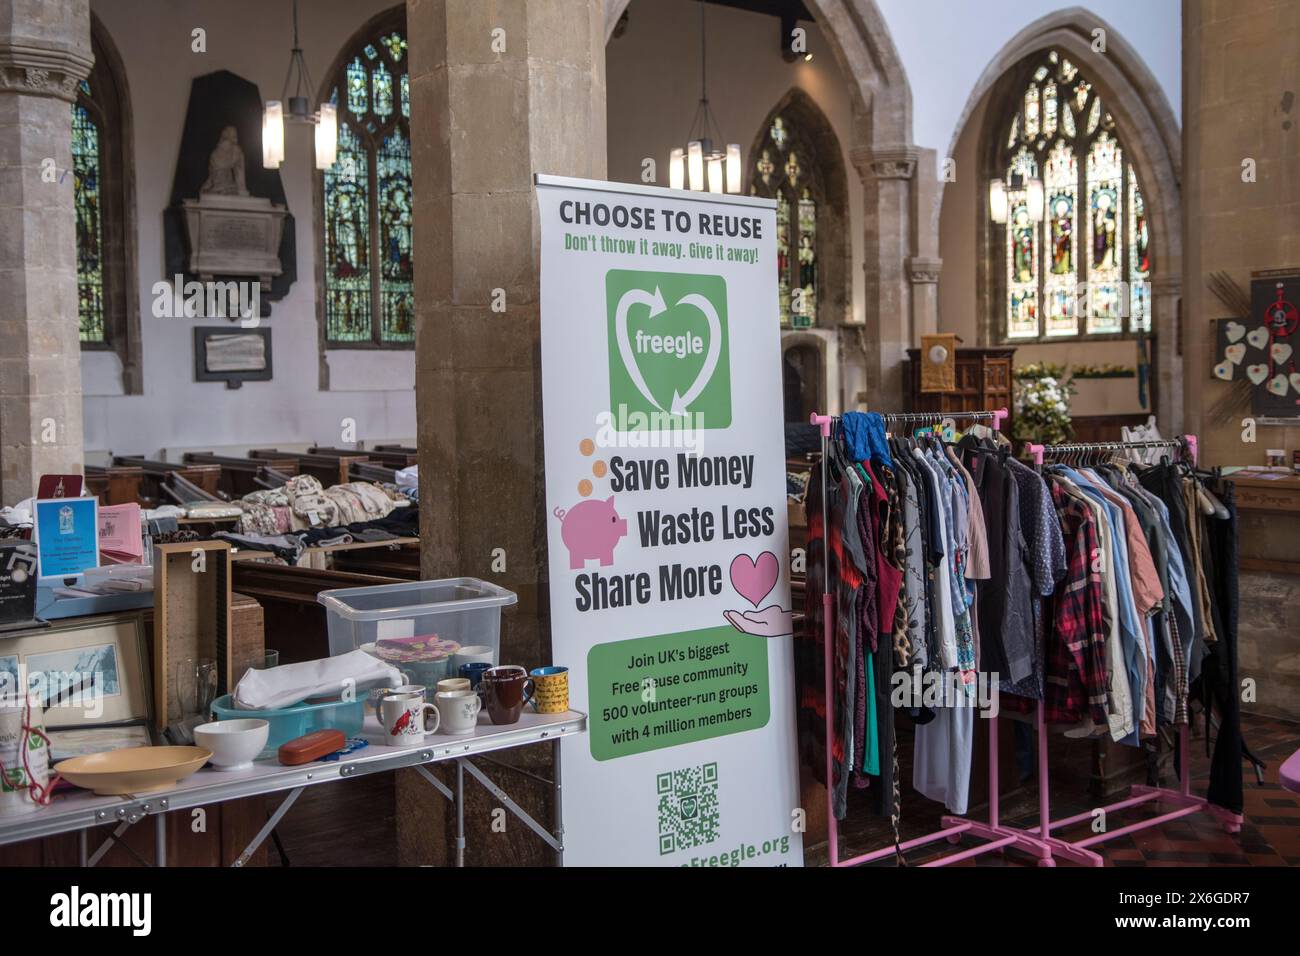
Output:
54,746,212,796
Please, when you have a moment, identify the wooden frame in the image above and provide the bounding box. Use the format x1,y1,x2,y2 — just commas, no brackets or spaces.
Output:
0,613,153,757
152,541,233,729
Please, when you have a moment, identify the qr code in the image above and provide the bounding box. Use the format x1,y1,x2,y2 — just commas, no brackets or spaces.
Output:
656,762,719,855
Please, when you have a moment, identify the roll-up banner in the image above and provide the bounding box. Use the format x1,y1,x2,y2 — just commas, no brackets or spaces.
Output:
536,174,802,866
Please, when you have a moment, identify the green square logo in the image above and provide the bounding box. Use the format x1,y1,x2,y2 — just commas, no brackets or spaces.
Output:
605,269,731,429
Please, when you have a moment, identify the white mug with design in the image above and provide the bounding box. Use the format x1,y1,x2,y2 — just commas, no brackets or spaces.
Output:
435,690,482,736
377,691,440,747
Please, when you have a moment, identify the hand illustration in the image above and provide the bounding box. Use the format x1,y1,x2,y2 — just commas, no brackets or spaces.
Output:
724,605,793,638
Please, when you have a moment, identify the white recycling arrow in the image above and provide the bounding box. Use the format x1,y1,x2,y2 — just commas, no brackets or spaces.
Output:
615,286,668,411
670,292,722,416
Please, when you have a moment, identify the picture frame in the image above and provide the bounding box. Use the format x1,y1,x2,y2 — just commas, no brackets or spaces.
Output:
0,614,152,737
193,326,272,389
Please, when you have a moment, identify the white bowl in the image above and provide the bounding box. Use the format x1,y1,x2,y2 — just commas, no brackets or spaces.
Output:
193,718,270,771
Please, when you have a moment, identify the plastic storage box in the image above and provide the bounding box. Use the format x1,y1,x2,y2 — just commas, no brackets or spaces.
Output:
210,694,364,756
317,578,517,664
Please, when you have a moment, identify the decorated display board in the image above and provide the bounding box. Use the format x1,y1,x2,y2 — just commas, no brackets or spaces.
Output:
1211,271,1300,417
537,175,802,866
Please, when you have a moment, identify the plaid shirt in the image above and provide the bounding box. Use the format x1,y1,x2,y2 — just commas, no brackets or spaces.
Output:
1045,484,1111,726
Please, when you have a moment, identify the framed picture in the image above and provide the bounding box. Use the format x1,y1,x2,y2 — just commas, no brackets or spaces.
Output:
193,326,272,389
0,614,152,734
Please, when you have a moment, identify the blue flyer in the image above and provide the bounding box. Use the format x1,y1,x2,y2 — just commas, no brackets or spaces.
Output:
33,498,99,580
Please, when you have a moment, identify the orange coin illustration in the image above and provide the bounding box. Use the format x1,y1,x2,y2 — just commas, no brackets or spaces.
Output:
592,460,607,478
579,438,595,456
578,479,593,496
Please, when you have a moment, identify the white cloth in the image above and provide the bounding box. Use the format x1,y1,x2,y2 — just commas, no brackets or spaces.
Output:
231,649,402,711
395,465,418,489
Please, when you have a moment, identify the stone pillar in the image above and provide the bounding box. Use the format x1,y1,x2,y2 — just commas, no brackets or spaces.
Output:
0,0,91,503
852,144,916,409
1150,275,1182,435
402,0,605,865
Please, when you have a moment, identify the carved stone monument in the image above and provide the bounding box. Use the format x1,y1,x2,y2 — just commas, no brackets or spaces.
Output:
182,126,287,288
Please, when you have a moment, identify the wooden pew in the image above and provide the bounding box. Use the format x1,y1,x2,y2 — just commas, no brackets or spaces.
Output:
230,562,403,663
249,449,368,488
349,460,399,484
311,445,417,469
184,451,299,497
113,455,223,502
84,463,144,505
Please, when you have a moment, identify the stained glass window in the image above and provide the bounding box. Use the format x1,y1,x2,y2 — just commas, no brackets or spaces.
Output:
323,18,414,346
751,115,821,327
72,97,105,343
997,50,1154,339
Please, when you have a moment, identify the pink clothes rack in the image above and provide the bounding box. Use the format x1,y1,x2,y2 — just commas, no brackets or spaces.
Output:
805,420,1239,868
1012,435,1242,862
809,407,1054,868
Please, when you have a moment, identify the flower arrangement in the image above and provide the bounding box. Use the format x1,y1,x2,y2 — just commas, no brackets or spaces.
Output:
1012,372,1076,445
1070,363,1136,379
1012,362,1069,383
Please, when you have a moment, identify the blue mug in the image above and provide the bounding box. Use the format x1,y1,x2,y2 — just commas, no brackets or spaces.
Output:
460,662,492,689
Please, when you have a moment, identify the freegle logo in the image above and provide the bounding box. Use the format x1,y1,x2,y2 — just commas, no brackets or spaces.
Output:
49,886,151,936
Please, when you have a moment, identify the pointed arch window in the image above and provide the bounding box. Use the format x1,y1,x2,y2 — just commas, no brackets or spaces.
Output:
72,17,142,392
996,50,1152,339
751,116,820,328
319,12,413,347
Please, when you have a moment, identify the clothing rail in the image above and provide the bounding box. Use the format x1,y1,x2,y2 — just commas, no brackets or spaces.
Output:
1014,433,1242,860
1027,435,1199,466
808,407,1042,867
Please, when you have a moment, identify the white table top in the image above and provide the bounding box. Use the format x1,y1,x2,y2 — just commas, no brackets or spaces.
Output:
0,709,586,846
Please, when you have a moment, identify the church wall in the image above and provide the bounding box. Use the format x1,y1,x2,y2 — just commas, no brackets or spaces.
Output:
82,0,414,461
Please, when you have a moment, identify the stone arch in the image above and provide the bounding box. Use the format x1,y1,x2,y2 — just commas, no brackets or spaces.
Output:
606,0,917,408
781,331,833,424
946,8,1182,427
748,87,852,326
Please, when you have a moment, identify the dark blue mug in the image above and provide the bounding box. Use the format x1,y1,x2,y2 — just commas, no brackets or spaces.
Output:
460,662,492,689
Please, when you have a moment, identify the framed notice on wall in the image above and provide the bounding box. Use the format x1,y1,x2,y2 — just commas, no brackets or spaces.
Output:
537,174,802,867
193,326,272,389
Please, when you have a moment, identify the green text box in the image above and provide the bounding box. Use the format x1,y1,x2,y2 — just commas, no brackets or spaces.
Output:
587,625,769,760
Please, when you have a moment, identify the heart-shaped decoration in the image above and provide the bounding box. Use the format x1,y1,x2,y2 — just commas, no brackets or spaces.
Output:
1213,361,1234,381
729,551,779,608
1272,342,1293,364
1247,327,1270,350
1225,343,1247,365
1269,374,1290,396
1246,364,1269,385
1225,321,1246,343
614,286,722,416
1291,373,1300,394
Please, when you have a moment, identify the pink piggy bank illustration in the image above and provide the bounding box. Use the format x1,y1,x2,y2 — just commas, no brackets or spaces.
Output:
553,497,628,570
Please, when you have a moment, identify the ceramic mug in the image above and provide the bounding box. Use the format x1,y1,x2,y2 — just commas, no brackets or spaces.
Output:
479,666,535,726
450,645,495,674
368,683,425,717
459,662,492,689
435,690,482,735
377,691,440,746
529,666,569,714
436,678,471,695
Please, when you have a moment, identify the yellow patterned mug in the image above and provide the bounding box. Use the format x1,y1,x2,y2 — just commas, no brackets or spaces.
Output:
529,666,569,714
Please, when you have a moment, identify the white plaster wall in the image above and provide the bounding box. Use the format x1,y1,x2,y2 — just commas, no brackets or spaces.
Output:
83,0,415,459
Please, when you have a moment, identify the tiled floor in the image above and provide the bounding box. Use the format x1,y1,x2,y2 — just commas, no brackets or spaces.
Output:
807,712,1300,867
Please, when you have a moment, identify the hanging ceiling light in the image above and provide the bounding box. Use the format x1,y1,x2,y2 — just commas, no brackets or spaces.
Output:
668,1,741,194
987,174,1044,224
263,0,335,170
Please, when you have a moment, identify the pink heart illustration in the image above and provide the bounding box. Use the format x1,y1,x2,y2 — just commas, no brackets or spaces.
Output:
730,552,779,608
